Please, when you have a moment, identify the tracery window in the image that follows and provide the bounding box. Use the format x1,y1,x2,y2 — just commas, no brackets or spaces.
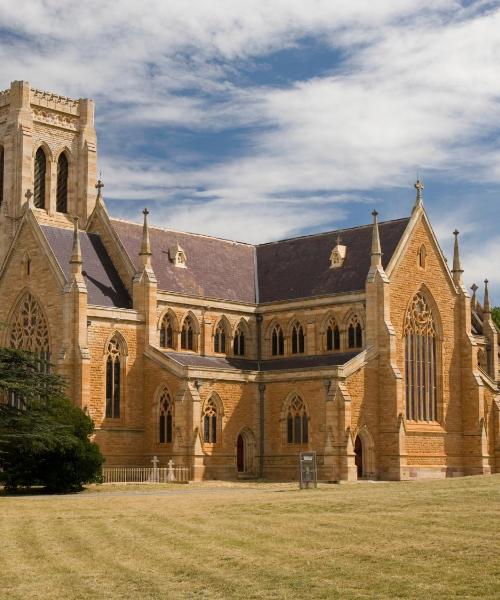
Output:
181,316,195,350
291,322,305,354
56,153,68,213
326,318,340,351
271,324,284,356
159,389,173,444
105,336,122,419
160,314,174,349
233,327,245,356
214,322,226,353
348,316,363,349
203,398,218,443
8,293,51,408
0,146,4,207
34,147,46,209
404,292,438,421
286,396,308,444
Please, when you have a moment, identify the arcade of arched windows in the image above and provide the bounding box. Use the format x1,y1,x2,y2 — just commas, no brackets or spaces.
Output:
31,146,71,214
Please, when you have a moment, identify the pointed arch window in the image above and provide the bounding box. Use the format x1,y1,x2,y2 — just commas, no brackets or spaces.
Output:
159,389,173,444
203,398,218,443
286,396,308,444
56,153,69,213
271,324,284,356
0,146,4,207
214,322,226,353
34,147,46,209
181,316,195,350
233,326,245,356
160,314,174,349
291,322,305,354
326,318,341,351
8,293,51,408
105,336,123,419
404,292,438,421
418,245,427,270
348,316,363,349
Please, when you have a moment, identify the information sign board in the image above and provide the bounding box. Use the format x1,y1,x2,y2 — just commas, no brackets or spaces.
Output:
299,451,317,489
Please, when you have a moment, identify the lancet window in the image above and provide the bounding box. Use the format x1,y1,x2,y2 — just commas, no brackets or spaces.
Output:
56,153,69,213
233,326,245,356
291,322,305,354
34,147,46,209
271,324,284,356
159,389,173,444
105,336,123,419
214,322,226,353
286,396,309,444
160,314,174,349
203,398,218,444
404,292,438,421
348,316,363,349
181,316,195,350
326,318,340,351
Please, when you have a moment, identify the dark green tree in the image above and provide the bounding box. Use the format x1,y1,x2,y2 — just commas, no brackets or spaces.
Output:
0,348,103,493
492,307,500,331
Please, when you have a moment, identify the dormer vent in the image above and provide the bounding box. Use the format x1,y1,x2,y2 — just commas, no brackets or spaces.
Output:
330,234,346,269
169,243,187,268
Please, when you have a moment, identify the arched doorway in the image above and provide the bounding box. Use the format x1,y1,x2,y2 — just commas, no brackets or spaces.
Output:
236,434,244,472
236,429,256,476
354,436,363,479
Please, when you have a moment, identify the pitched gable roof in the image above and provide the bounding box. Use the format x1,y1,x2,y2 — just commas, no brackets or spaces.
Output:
110,219,257,303
40,225,131,308
256,218,410,302
108,216,410,304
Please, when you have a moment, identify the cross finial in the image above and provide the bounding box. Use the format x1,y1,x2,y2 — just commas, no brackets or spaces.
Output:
25,188,34,209
95,178,104,201
143,208,149,217
372,209,378,218
413,179,424,211
453,229,459,237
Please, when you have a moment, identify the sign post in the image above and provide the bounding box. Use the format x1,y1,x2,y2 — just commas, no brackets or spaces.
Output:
299,451,317,489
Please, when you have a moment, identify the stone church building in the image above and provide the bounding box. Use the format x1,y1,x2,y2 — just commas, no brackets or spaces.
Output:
0,80,498,481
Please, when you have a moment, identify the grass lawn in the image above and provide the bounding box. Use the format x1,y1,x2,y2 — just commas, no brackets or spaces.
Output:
1,476,499,599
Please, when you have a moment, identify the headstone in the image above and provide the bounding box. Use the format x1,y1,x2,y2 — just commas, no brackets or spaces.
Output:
299,451,318,489
151,455,159,483
167,459,176,483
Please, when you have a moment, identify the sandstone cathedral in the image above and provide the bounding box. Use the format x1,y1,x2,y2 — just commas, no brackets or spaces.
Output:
0,80,498,480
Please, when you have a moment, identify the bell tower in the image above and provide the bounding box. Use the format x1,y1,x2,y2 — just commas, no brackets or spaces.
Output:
0,80,98,263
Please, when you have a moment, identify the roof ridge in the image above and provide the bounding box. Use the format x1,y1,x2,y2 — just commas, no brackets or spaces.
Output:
256,216,411,247
109,216,254,247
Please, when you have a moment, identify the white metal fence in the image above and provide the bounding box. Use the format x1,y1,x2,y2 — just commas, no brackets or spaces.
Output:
102,466,190,484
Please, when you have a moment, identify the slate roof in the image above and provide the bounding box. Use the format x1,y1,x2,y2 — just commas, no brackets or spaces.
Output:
41,225,132,309
163,350,360,371
111,219,257,303
110,217,410,304
256,218,410,302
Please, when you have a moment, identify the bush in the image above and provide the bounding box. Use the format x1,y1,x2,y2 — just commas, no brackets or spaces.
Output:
0,348,104,493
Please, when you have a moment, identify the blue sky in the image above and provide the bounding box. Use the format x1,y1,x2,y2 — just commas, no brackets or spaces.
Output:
0,0,499,301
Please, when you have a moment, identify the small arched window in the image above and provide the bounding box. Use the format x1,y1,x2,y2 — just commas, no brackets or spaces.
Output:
181,316,195,350
160,314,174,349
348,316,363,349
271,324,285,356
0,146,4,208
203,398,218,443
326,318,340,351
34,147,47,209
233,327,245,356
56,153,69,213
286,396,308,444
291,322,305,354
214,322,226,353
105,336,122,418
159,389,173,444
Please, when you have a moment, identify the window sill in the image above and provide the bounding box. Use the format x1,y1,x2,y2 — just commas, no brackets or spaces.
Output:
404,421,444,433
